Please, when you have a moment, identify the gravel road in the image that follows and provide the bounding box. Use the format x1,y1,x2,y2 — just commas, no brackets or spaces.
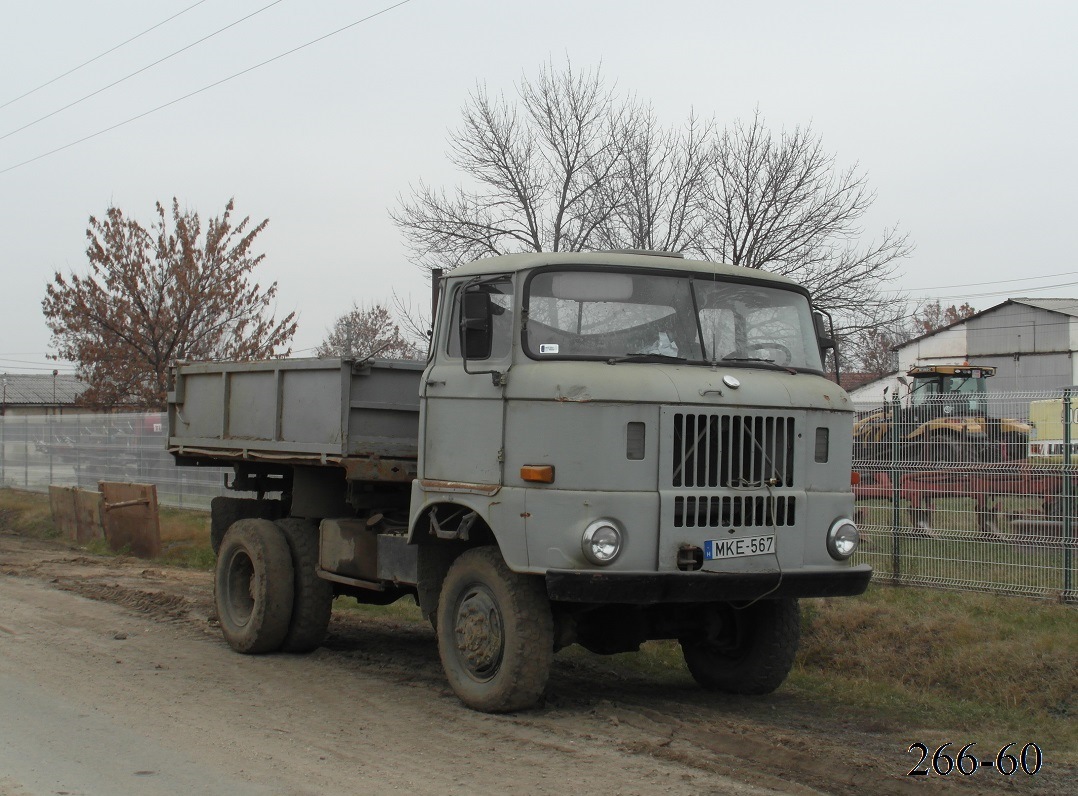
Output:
1,532,1071,795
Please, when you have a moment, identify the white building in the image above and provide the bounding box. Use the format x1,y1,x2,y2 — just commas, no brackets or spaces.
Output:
848,298,1078,404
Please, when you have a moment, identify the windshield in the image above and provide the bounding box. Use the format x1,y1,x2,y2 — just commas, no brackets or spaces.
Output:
911,375,987,412
523,268,823,370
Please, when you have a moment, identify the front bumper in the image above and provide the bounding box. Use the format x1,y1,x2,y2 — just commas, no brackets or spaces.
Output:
545,564,872,604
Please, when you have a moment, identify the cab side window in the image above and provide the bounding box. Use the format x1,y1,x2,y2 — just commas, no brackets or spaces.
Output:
446,277,514,360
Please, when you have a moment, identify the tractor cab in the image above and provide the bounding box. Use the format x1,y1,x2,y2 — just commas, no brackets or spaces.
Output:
905,364,993,418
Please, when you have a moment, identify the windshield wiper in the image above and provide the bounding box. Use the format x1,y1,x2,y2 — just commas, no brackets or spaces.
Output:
720,355,799,373
606,353,687,365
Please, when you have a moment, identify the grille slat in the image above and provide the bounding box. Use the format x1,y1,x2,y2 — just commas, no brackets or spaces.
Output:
671,412,795,488
673,495,796,528
668,411,798,529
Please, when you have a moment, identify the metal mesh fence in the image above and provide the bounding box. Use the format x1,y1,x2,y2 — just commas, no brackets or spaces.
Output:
0,412,229,510
853,389,1077,600
2,396,1075,601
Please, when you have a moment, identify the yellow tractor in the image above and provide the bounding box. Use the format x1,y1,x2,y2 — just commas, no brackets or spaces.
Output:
853,364,1030,463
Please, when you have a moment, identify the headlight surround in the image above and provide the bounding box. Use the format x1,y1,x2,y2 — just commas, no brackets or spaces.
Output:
581,519,623,565
827,518,859,560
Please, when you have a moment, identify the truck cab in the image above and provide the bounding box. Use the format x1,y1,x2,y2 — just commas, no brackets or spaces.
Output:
411,252,869,706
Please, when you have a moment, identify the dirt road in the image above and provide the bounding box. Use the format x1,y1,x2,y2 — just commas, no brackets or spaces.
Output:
0,532,1070,795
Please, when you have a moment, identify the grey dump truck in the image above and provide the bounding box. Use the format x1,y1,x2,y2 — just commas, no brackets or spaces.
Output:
168,251,870,712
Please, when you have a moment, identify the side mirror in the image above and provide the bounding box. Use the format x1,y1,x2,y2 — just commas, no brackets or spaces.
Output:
460,291,493,360
813,311,835,350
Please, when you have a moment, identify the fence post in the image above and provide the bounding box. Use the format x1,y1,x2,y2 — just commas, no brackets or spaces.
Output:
23,414,29,487
1064,389,1074,601
890,391,902,583
1,414,5,485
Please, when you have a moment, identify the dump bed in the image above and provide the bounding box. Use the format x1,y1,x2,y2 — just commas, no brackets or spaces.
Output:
167,357,424,466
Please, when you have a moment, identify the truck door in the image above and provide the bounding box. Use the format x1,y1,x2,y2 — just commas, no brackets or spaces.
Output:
421,275,514,486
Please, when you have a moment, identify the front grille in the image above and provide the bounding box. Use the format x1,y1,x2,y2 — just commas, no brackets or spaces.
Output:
673,494,796,528
671,412,795,488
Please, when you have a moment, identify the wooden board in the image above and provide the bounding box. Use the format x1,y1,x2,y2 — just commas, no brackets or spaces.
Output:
74,490,104,543
48,486,78,540
99,482,161,559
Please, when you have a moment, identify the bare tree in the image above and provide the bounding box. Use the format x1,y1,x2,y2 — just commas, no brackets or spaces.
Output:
697,111,912,334
394,63,912,341
392,60,626,273
43,199,295,408
316,302,423,360
592,107,713,253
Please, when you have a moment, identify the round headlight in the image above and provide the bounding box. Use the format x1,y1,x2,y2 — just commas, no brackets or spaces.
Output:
827,518,859,560
582,519,623,565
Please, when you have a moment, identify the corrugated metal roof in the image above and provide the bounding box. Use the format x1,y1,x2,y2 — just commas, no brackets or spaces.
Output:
1009,298,1078,317
0,373,85,406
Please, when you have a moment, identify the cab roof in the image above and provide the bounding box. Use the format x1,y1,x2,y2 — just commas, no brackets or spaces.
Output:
444,251,803,289
908,364,996,377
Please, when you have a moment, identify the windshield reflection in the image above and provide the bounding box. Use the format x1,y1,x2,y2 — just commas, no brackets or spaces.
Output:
524,269,823,370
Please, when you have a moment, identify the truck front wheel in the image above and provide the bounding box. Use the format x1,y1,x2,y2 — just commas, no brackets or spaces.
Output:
214,519,295,654
436,546,554,713
680,598,800,695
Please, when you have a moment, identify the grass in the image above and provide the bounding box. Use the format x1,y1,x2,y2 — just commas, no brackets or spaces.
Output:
3,486,1075,758
794,586,1076,756
156,505,216,569
0,487,61,539
0,487,215,570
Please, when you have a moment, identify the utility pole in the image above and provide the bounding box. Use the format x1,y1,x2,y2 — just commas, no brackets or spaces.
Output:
1,377,7,484
49,370,57,483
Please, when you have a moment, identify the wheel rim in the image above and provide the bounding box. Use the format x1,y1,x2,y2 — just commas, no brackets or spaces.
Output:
452,583,504,682
691,605,751,661
224,548,256,628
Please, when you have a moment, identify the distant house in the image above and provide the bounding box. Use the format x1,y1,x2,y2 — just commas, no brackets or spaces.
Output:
0,372,85,418
848,298,1078,403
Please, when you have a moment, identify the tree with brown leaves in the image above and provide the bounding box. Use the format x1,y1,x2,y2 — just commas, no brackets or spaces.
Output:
913,300,977,335
315,302,423,361
43,198,296,408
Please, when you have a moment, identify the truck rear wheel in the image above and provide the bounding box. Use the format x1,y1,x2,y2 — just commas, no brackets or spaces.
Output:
436,546,554,713
276,518,333,653
680,598,800,695
214,519,295,654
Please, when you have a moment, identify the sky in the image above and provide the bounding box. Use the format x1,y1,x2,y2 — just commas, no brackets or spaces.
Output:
1,0,1075,374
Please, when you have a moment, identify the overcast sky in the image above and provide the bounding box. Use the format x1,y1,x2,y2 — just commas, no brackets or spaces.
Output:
1,0,1075,374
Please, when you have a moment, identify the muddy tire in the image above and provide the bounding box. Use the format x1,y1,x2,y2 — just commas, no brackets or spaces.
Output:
436,546,554,713
276,518,333,653
680,598,800,695
214,519,295,654
1001,431,1029,462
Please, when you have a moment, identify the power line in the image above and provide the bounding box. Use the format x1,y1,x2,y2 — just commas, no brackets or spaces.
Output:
908,280,1078,302
0,0,414,176
0,0,287,142
0,362,77,373
882,270,1077,294
0,0,209,111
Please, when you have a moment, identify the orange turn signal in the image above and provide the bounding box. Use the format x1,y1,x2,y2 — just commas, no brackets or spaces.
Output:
521,465,555,483
851,470,861,486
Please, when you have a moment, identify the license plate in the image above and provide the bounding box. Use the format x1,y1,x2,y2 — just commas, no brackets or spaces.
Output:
704,534,775,560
